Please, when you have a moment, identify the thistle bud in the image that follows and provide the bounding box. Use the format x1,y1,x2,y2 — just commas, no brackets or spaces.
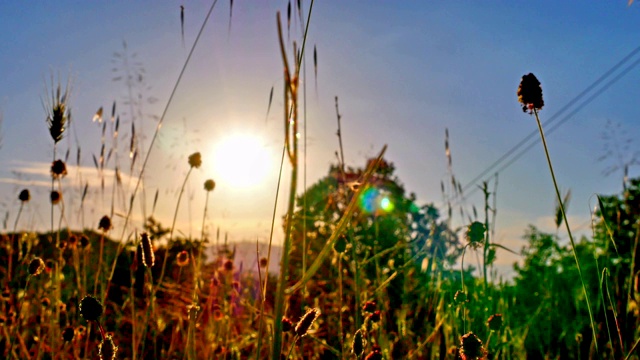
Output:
19,189,30,202
51,159,68,179
98,216,112,232
460,332,487,360
487,314,503,331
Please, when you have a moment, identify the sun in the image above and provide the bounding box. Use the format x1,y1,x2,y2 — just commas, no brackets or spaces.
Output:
211,133,272,189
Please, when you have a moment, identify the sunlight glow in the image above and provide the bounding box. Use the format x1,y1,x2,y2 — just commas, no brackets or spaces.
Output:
211,133,271,189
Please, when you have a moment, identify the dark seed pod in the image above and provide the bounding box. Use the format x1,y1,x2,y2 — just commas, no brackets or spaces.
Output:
50,191,62,205
51,159,68,178
19,189,30,202
29,258,45,276
460,332,487,360
79,295,103,321
204,179,216,192
188,152,202,168
352,329,365,356
99,334,118,360
517,73,544,114
140,233,155,268
487,314,503,331
295,308,320,337
98,216,112,232
281,317,294,332
62,326,75,342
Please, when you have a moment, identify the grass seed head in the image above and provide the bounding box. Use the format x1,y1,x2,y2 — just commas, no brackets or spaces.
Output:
79,295,103,321
99,334,118,360
28,257,45,276
140,233,155,268
51,159,67,179
295,308,320,337
19,189,30,202
188,152,202,168
517,73,544,114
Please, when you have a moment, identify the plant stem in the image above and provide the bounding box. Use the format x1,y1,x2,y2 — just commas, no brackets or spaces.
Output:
533,108,598,352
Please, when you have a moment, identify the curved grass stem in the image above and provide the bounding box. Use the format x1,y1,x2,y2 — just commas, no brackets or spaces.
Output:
533,108,598,352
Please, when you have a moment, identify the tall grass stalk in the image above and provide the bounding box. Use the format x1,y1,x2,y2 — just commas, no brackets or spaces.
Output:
533,108,598,351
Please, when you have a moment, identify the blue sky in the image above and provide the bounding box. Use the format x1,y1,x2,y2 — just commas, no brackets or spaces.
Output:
1,1,639,276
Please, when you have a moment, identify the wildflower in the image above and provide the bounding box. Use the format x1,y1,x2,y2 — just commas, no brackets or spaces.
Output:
176,250,190,267
465,221,486,249
51,159,67,178
62,326,75,342
352,329,365,356
29,257,45,276
204,179,216,192
282,317,294,332
487,314,503,331
19,189,30,202
50,190,62,205
79,295,103,321
459,332,487,360
188,152,202,168
362,300,377,313
99,334,118,360
517,73,544,114
295,308,320,337
140,233,155,268
98,215,112,232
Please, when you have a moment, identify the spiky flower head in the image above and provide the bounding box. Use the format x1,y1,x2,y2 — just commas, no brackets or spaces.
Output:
487,314,503,331
79,295,103,321
295,308,320,337
19,189,30,202
352,329,365,356
50,190,62,205
176,250,190,267
99,334,118,360
140,233,155,268
51,159,67,179
204,179,215,192
28,257,45,276
188,152,202,168
98,215,112,232
460,332,487,360
517,73,544,114
465,221,486,249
